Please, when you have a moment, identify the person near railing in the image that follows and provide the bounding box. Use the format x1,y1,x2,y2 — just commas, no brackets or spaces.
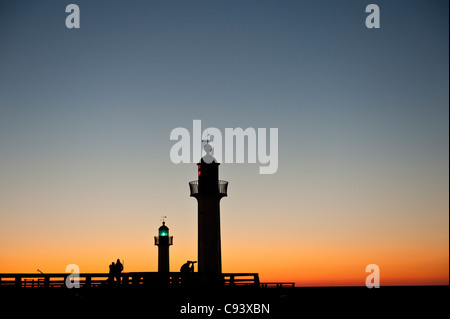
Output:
108,262,116,285
115,259,123,284
180,260,197,287
180,260,196,274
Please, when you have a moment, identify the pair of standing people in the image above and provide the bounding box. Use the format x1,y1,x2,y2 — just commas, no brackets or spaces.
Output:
109,259,124,284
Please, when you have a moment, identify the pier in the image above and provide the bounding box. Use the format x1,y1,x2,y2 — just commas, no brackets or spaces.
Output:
0,272,293,289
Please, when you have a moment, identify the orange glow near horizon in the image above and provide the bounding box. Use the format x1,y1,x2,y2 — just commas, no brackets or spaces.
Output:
1,223,448,287
0,249,447,287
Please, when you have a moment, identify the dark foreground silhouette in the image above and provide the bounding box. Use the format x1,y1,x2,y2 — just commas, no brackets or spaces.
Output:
1,285,448,318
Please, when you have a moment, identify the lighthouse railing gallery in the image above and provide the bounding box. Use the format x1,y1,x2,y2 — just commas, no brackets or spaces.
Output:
154,236,173,245
189,180,228,197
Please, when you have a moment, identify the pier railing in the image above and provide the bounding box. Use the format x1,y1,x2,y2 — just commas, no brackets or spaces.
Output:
223,273,260,287
260,282,296,288
0,272,266,288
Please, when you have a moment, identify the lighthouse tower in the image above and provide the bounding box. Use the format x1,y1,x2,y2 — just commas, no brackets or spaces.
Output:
189,143,228,274
154,220,173,273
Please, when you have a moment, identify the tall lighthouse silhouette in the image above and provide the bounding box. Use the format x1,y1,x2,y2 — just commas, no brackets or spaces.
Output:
189,142,228,275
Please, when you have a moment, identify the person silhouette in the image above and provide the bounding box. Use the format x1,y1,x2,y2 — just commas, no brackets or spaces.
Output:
180,261,196,287
115,259,123,284
180,261,195,273
108,262,116,285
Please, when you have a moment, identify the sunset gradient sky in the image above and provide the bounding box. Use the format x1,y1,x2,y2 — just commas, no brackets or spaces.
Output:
0,0,448,286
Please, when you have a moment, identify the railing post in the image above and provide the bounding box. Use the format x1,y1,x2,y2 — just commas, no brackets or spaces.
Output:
254,274,260,287
122,275,129,286
85,275,91,288
132,275,140,286
44,275,49,288
230,274,235,287
15,276,22,288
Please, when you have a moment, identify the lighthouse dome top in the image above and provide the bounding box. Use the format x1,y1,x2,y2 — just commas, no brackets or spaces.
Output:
201,143,217,164
159,221,168,229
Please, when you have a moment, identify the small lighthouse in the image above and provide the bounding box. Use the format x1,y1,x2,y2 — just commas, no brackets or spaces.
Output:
189,143,228,274
154,219,173,273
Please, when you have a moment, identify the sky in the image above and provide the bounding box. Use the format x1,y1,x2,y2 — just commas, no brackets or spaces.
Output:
0,0,448,286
